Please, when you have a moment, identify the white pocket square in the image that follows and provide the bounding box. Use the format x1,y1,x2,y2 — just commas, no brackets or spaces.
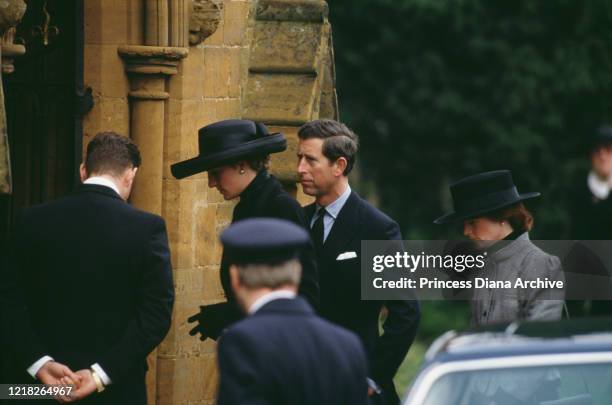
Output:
336,251,357,261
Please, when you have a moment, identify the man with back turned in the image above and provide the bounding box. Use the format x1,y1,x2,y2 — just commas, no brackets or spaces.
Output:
216,218,369,405
2,132,174,404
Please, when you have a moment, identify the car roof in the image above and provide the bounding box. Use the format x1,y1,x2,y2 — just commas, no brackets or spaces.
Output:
425,318,612,364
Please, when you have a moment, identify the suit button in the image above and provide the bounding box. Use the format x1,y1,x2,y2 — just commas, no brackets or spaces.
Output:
483,311,487,316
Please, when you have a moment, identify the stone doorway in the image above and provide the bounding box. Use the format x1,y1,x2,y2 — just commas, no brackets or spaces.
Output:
0,0,84,246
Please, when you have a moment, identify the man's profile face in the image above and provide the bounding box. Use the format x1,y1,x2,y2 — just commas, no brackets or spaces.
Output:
297,138,337,198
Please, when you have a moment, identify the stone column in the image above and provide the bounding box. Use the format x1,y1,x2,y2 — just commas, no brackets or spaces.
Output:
0,0,26,194
119,3,188,403
145,0,169,46
118,45,188,213
169,0,189,47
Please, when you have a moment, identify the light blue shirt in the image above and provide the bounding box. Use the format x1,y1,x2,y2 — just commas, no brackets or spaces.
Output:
310,185,352,243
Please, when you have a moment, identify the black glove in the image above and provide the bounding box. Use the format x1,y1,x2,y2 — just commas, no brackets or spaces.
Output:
187,302,242,341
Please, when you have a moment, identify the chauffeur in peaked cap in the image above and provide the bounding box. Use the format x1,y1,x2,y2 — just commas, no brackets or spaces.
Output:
216,218,369,405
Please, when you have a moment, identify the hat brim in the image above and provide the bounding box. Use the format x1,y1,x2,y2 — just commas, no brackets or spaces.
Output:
170,133,286,179
433,192,541,225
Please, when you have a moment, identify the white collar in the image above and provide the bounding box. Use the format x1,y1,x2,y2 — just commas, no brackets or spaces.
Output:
317,184,351,220
248,290,296,315
587,170,612,200
84,176,121,197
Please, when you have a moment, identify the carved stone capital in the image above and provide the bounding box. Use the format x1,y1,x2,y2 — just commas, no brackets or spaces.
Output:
0,0,26,35
118,45,189,75
128,90,170,100
189,0,223,46
2,27,25,74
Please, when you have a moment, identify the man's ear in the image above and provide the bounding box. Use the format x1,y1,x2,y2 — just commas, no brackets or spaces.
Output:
230,265,241,292
79,163,88,182
124,166,138,187
333,157,348,177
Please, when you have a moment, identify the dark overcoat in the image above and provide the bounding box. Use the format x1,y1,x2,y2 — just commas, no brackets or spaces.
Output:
200,170,319,338
2,184,174,405
305,191,420,405
217,297,369,405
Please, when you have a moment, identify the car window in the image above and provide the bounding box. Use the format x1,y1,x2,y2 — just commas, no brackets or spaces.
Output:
422,363,612,405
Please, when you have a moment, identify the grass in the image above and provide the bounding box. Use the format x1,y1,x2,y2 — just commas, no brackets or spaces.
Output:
389,301,471,396
393,338,428,394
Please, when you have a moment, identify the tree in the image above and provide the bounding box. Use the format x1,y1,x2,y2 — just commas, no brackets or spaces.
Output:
330,0,612,238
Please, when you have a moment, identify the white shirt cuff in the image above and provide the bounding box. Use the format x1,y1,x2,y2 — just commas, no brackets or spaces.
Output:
91,363,111,385
27,355,54,379
367,377,381,394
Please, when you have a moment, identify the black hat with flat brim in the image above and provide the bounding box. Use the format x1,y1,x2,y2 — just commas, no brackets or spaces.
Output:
170,119,286,179
221,218,310,266
434,170,540,225
591,126,612,150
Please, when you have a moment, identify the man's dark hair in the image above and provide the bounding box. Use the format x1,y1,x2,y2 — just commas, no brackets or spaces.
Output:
85,132,141,176
297,119,359,175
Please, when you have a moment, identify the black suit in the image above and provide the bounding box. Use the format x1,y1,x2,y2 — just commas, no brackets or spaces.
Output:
566,175,612,317
217,297,369,405
305,191,420,405
197,171,319,339
1,184,174,404
569,174,612,240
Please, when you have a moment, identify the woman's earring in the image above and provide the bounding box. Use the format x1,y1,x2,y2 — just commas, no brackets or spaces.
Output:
239,168,245,174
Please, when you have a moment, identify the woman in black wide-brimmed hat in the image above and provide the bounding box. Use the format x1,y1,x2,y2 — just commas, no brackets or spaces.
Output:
434,170,564,326
171,119,319,340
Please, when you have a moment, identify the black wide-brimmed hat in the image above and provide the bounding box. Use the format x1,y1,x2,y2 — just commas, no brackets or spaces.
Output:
170,119,286,179
591,126,612,150
434,170,540,224
221,218,309,266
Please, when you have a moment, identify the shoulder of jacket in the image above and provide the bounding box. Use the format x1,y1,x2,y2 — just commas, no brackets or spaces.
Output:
357,196,397,228
521,241,560,268
271,192,301,209
115,204,165,228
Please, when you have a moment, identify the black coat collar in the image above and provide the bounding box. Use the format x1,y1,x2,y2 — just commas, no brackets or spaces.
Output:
75,183,123,201
240,170,272,203
233,170,282,220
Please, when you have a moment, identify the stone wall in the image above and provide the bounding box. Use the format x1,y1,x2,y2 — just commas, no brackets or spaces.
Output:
159,1,251,403
83,0,142,148
83,0,336,403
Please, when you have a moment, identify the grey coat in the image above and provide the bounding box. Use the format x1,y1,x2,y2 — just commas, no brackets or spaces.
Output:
471,233,564,325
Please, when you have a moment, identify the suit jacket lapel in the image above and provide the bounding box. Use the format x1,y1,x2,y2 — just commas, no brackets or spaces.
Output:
322,191,362,262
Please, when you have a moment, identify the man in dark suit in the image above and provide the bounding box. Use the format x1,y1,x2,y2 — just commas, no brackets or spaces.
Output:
2,132,174,404
217,218,369,405
297,119,420,405
566,126,612,318
570,126,612,240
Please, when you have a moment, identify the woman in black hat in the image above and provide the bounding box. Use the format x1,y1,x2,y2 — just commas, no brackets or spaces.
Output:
171,119,319,340
434,170,564,325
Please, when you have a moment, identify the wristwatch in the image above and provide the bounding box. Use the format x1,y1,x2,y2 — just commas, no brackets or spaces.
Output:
90,370,106,393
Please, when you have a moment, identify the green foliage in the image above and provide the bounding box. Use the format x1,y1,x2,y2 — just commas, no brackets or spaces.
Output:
331,0,612,239
391,301,470,394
